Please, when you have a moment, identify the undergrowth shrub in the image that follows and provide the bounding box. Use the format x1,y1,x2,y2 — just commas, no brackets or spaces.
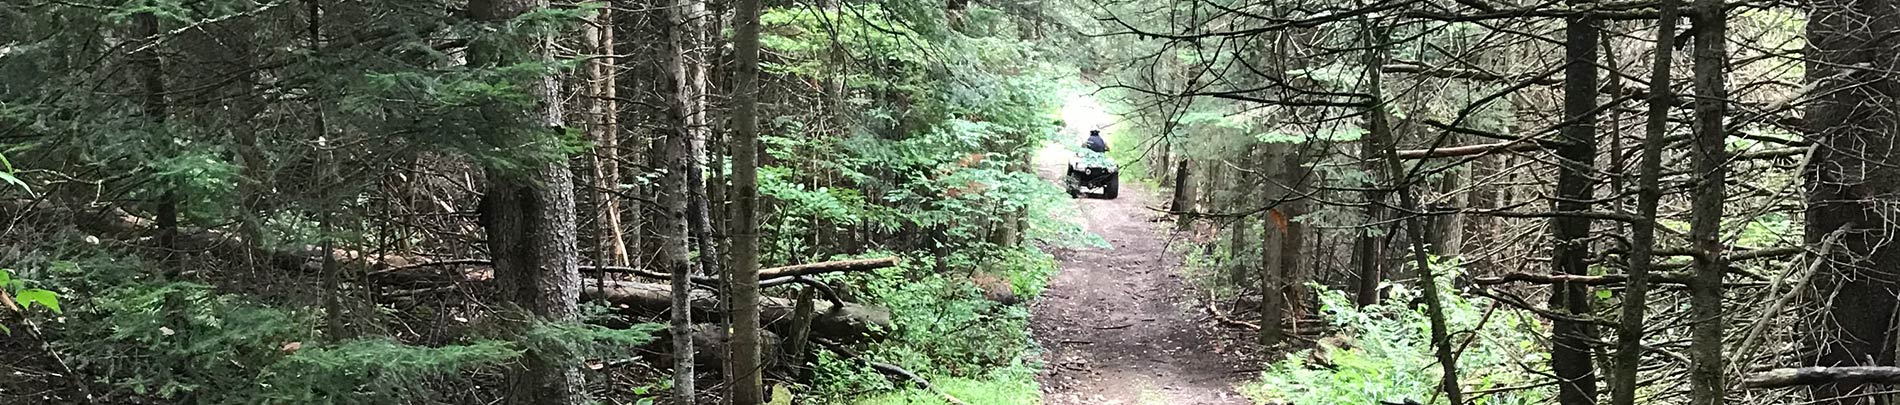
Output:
798,164,1102,402
850,363,1042,404
805,245,1053,402
1243,262,1551,405
13,248,657,404
256,338,519,403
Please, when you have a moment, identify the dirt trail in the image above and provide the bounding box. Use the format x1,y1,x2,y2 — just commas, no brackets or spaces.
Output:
1031,146,1252,405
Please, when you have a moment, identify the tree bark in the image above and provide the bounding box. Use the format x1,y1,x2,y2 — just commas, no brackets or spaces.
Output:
1364,22,1463,403
130,10,179,261
678,0,720,282
613,6,648,278
467,0,583,403
587,4,628,268
659,0,702,399
1744,367,1900,389
1353,139,1387,308
1279,147,1312,321
1259,144,1287,346
581,281,892,340
1171,158,1193,230
1552,3,1602,403
1227,148,1254,287
1608,4,1679,404
308,0,343,338
1803,0,1900,400
1427,142,1465,261
1687,1,1731,402
728,0,768,399
1156,138,1174,187
786,287,817,379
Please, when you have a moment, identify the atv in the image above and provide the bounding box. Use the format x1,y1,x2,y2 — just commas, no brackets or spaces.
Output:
1065,150,1120,199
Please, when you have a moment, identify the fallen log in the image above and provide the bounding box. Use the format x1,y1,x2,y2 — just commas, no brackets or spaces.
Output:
5,201,441,280
1396,141,1545,159
1743,366,1900,389
583,281,891,343
10,201,900,288
637,323,782,368
1476,272,1687,286
759,257,902,280
374,257,901,287
12,202,895,341
1477,246,1803,287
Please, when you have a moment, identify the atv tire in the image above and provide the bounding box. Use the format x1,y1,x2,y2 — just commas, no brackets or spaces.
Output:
1101,173,1120,199
1065,171,1082,198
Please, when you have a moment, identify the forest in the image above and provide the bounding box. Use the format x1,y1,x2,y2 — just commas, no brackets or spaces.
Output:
0,0,1896,404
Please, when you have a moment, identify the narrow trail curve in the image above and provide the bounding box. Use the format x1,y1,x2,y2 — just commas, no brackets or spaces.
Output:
1030,146,1252,405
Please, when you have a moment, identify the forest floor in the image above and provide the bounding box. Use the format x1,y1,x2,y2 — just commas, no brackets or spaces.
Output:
1030,145,1253,405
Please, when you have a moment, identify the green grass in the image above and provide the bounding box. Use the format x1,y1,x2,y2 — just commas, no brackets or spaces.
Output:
852,374,1041,405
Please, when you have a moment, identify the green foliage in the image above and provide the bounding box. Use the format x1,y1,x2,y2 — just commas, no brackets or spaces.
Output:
61,280,323,400
805,246,1055,402
872,250,1050,367
1,266,62,336
752,0,1077,294
749,7,1087,401
10,248,657,403
1102,126,1158,182
1243,264,1550,405
148,147,241,222
851,365,1043,404
1,267,61,314
52,279,655,403
13,287,60,313
255,338,519,404
516,318,665,365
753,0,1071,262
1734,212,1797,249
0,151,27,193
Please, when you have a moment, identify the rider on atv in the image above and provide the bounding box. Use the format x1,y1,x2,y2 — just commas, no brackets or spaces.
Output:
1066,130,1120,199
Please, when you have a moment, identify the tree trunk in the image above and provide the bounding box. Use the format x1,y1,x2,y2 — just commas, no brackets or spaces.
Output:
307,0,344,338
233,2,271,271
678,0,718,277
130,11,179,260
1428,147,1465,261
1227,180,1253,289
612,7,648,277
1172,158,1193,230
1195,159,1217,224
729,0,769,399
1552,4,1602,403
467,1,583,403
1353,139,1387,308
1365,22,1463,403
1464,145,1502,274
1259,143,1287,346
1259,208,1286,346
1156,138,1174,187
1687,2,1731,403
1279,146,1312,322
1609,2,1680,403
675,0,732,390
659,0,704,399
1803,0,1900,401
587,4,628,268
